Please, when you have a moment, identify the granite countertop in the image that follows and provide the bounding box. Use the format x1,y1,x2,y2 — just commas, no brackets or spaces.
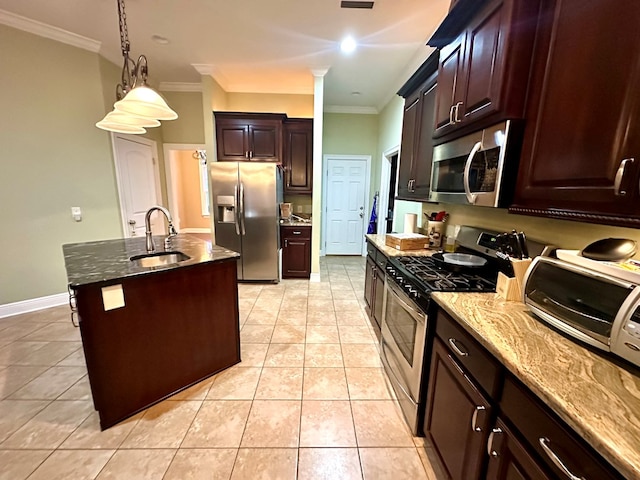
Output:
63,234,240,288
365,233,435,257
432,292,640,480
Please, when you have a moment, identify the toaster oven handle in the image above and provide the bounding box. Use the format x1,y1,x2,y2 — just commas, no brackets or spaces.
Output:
541,294,611,325
463,141,482,204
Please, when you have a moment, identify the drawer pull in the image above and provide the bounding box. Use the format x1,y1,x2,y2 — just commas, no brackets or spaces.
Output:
614,158,634,196
471,405,485,432
487,427,503,457
448,337,469,357
293,231,301,235
539,437,585,480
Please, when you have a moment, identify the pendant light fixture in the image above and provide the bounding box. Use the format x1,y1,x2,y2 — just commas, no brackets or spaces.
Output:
96,0,177,134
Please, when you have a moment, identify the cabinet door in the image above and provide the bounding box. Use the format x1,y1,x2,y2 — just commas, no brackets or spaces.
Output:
282,236,310,278
372,267,385,330
486,418,552,480
434,34,465,136
248,122,281,161
397,89,421,199
364,255,375,308
216,120,249,161
284,120,313,194
413,78,438,199
511,0,640,226
460,0,506,124
424,337,492,480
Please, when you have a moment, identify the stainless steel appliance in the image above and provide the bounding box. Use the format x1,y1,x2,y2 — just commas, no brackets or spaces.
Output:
210,162,283,281
428,121,521,207
523,256,640,369
380,226,504,434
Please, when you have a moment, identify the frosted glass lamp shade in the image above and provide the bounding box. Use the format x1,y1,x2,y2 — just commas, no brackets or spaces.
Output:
102,110,161,127
96,118,146,134
114,85,178,120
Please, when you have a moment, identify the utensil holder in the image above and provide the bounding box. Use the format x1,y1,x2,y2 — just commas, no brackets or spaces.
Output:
511,258,532,293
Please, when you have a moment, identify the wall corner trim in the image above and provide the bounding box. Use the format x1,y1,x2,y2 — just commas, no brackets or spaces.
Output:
0,293,68,319
0,9,101,53
309,272,322,283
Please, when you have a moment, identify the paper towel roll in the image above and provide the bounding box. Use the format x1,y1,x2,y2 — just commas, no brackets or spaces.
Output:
404,213,418,233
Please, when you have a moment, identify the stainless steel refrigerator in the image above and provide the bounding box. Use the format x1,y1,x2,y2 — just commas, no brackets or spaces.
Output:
210,162,283,281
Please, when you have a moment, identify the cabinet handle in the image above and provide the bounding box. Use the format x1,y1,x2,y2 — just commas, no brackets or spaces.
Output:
614,158,634,196
487,427,503,457
285,239,288,247
539,437,585,480
245,151,249,159
449,104,455,125
249,150,253,159
454,101,463,123
293,231,301,235
67,284,79,328
471,405,486,432
448,337,469,357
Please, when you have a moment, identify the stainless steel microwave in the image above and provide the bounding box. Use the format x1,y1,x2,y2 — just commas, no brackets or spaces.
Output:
429,121,519,207
523,256,640,369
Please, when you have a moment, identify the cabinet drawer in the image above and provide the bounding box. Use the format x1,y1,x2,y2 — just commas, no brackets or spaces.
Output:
281,226,310,240
501,376,622,480
366,242,378,260
435,309,502,398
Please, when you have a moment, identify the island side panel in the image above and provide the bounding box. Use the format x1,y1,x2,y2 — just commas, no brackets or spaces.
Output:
74,258,240,429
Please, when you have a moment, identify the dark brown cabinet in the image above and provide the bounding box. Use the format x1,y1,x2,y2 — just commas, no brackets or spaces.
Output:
510,0,640,227
214,112,285,162
363,241,386,338
424,337,493,480
429,0,539,140
397,53,439,201
423,307,625,480
485,418,552,480
283,119,313,194
281,225,311,278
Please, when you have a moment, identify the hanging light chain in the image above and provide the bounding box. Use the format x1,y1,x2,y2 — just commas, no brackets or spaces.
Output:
117,0,130,57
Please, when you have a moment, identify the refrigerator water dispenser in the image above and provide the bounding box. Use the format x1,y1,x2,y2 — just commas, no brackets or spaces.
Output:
216,195,236,223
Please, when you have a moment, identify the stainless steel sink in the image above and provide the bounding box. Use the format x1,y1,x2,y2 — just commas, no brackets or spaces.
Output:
130,251,190,268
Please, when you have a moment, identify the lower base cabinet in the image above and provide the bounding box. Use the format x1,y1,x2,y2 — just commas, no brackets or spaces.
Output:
423,307,624,480
281,226,311,278
364,242,386,338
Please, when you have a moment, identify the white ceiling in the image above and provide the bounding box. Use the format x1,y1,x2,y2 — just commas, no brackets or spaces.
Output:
0,0,449,111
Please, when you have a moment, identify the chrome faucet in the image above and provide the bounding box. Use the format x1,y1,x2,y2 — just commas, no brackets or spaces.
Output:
144,206,177,253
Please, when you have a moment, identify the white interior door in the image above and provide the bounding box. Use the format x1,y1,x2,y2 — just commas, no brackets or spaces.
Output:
324,156,369,255
113,135,162,237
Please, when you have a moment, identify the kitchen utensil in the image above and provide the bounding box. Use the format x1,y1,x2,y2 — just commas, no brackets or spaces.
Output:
442,253,487,267
518,232,529,258
580,238,637,261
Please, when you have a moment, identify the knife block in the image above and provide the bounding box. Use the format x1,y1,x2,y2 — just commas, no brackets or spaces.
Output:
496,258,532,302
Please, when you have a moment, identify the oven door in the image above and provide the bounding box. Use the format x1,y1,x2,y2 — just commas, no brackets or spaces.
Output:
429,121,510,207
380,275,427,433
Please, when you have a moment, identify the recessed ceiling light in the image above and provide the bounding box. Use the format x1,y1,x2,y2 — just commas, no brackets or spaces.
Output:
151,35,170,45
340,36,357,54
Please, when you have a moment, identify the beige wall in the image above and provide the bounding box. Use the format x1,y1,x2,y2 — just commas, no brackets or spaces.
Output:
0,25,123,304
161,91,205,145
173,151,210,229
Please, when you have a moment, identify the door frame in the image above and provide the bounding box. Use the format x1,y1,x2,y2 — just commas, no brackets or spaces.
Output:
321,154,371,256
163,143,207,232
111,133,162,237
378,145,400,235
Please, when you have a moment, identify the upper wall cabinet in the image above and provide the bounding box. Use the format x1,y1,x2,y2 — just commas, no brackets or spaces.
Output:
214,112,285,162
397,53,439,201
283,119,313,195
429,0,540,141
509,0,640,227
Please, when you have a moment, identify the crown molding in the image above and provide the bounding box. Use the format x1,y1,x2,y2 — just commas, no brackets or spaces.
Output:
159,82,202,93
191,64,214,75
0,9,101,53
324,105,379,114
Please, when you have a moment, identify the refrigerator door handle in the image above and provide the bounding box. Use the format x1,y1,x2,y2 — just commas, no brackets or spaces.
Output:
239,181,246,236
233,184,241,236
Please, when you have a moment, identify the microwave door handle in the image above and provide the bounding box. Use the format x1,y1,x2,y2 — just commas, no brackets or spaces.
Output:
463,141,482,204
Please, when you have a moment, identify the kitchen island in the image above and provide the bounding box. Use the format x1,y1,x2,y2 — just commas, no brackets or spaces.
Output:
63,234,241,430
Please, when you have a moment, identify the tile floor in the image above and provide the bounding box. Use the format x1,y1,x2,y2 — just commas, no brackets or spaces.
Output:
0,256,445,479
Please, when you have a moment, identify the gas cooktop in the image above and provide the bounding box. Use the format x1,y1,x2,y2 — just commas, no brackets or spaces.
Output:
388,255,497,294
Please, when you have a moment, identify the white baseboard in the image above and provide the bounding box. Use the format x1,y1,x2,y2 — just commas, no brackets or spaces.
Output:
0,293,68,319
180,228,211,234
310,272,321,283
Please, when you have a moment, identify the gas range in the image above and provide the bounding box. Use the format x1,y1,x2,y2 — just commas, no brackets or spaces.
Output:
385,255,497,311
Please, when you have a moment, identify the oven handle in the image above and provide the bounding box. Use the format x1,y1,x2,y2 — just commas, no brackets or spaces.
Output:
386,277,426,322
381,337,418,405
463,141,483,204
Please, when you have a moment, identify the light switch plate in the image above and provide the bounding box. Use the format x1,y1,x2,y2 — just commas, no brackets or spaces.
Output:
71,206,82,222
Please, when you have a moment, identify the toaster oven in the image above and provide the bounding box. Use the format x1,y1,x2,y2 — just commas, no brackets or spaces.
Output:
523,256,640,368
